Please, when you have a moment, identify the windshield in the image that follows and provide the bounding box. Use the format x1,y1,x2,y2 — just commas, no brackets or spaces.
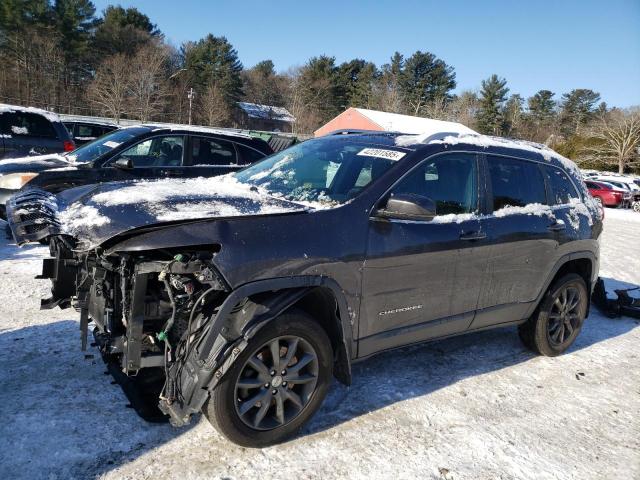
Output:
66,127,148,164
234,138,403,206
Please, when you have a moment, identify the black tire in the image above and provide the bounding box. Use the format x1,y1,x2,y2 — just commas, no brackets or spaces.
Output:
203,310,333,447
518,273,588,356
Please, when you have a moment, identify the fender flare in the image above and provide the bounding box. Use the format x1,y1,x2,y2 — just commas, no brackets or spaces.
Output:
160,275,354,425
527,250,598,317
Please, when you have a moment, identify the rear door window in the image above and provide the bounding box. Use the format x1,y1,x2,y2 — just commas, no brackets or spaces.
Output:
544,166,580,205
488,156,547,211
191,137,237,165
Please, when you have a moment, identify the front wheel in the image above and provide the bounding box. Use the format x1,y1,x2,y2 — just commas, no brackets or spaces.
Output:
519,273,588,356
203,311,333,447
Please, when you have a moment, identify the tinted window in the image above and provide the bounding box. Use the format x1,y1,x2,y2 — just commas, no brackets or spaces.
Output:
488,156,546,211
390,153,478,215
191,137,237,165
77,124,107,139
111,136,184,167
585,181,596,189
237,144,266,165
545,166,579,205
1,112,57,138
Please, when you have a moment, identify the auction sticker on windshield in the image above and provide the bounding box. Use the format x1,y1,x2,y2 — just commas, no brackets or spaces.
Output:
103,141,121,149
357,148,406,161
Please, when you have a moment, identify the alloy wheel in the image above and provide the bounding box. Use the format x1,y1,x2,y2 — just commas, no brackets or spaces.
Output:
547,286,582,346
234,335,319,431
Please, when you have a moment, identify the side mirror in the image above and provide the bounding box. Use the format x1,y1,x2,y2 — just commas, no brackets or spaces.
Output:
376,193,437,221
114,157,133,169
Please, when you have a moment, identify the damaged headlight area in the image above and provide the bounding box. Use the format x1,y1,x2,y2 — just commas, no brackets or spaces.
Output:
39,238,231,421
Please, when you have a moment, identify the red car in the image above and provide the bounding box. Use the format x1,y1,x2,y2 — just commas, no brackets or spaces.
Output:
585,180,623,207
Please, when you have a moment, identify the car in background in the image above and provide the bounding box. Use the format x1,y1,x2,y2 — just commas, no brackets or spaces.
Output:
3,124,273,225
595,177,640,207
0,104,75,159
585,180,624,207
63,120,118,146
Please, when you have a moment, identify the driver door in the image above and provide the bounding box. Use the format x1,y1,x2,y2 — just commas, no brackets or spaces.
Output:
100,135,185,183
358,152,489,356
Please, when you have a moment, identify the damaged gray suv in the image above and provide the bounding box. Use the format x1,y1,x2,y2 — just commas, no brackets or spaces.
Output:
12,130,602,447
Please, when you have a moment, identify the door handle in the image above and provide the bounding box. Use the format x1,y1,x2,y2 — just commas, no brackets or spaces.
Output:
459,231,487,241
548,220,566,232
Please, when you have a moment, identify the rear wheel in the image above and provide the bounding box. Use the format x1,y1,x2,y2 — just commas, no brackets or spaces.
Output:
518,273,588,356
203,311,333,447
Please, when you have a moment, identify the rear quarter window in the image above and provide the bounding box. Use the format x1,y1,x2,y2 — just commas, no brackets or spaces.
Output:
544,166,580,205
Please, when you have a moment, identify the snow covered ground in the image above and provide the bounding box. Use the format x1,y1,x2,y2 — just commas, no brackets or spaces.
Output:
0,210,638,480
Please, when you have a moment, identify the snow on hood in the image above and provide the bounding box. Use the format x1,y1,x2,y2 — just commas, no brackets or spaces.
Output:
0,153,73,174
55,175,310,249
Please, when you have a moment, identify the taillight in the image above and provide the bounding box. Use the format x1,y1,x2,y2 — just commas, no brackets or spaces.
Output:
63,140,75,152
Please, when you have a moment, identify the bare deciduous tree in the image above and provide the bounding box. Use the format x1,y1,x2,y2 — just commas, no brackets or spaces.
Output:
201,82,232,127
584,110,640,173
87,54,130,123
127,43,170,122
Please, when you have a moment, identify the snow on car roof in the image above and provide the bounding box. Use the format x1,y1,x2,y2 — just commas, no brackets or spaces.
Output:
237,102,296,123
0,103,61,122
397,131,581,177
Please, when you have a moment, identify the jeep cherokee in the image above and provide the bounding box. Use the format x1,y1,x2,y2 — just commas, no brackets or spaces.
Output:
17,130,602,447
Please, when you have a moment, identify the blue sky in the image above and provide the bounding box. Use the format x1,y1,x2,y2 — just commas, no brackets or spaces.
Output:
93,0,640,107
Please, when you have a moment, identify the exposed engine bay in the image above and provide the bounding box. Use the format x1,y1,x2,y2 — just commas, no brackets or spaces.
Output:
41,236,232,422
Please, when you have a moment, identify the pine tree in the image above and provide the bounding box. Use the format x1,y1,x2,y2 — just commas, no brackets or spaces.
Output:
398,51,456,115
559,88,601,135
93,5,160,56
183,34,243,125
477,74,509,135
528,90,556,123
336,59,378,109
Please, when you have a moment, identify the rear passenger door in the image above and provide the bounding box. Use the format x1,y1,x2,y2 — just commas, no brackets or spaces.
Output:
472,155,558,329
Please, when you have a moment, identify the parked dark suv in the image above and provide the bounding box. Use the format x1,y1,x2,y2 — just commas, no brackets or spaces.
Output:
18,131,601,447
62,120,118,145
0,104,75,159
2,124,272,221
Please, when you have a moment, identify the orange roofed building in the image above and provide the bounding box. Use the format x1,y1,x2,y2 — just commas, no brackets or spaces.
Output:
314,107,476,137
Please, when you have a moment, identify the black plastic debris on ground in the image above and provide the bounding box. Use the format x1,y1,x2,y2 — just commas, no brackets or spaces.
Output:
592,278,640,320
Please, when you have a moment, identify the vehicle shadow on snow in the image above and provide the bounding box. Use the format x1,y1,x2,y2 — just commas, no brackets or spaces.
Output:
302,277,639,438
0,279,637,478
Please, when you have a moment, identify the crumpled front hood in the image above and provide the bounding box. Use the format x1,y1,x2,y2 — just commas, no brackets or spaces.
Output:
55,176,309,249
0,153,70,174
